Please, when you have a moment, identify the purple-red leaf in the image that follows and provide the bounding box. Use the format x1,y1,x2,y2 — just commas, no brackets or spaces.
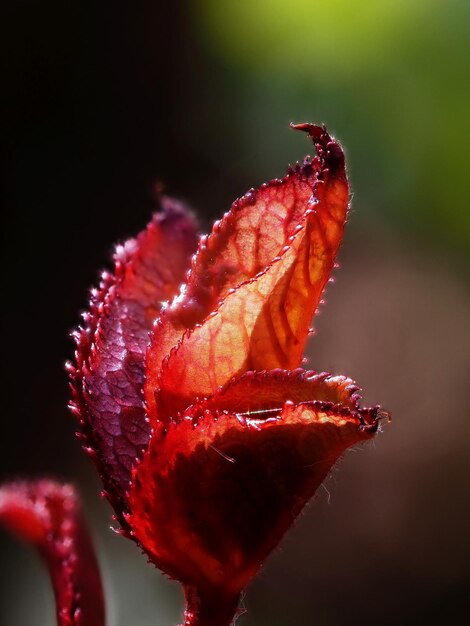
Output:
69,197,198,518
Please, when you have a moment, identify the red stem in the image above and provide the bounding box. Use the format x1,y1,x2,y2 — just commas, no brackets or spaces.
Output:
182,585,241,626
0,481,105,626
45,508,105,626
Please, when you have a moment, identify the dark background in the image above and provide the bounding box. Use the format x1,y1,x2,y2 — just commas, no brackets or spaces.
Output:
1,2,469,625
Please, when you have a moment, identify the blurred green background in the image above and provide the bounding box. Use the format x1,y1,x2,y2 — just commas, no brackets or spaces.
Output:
191,0,470,256
1,1,469,625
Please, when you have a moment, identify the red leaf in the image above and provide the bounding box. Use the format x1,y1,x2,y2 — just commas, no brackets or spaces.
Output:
129,370,379,597
0,480,104,626
186,368,365,420
146,125,349,424
68,197,198,519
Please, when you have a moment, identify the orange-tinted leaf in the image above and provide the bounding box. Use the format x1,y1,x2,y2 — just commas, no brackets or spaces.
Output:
148,126,349,423
68,197,198,519
0,481,104,626
128,392,378,598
